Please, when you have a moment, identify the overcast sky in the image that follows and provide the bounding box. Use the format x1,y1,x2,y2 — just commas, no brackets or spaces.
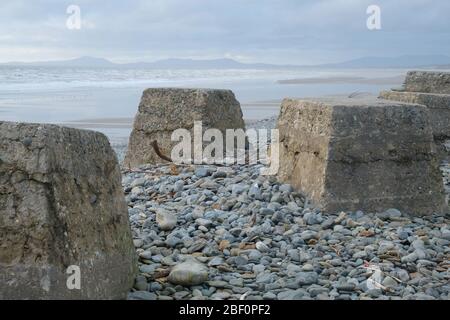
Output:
0,0,449,64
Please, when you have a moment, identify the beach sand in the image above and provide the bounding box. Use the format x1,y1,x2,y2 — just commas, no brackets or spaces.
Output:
277,75,405,85
60,100,283,130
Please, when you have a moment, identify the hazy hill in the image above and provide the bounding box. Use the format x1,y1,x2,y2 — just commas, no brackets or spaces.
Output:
1,56,292,69
3,56,116,67
2,55,450,69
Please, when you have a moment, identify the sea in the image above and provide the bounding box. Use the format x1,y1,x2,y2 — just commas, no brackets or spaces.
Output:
0,66,410,143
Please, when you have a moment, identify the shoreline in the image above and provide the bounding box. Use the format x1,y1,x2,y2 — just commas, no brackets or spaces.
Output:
277,75,405,85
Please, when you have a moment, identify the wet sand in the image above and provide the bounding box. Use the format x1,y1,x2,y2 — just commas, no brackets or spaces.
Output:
61,100,283,131
277,75,405,85
62,117,134,129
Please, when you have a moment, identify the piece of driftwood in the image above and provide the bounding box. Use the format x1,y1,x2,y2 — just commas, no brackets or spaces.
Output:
151,140,173,162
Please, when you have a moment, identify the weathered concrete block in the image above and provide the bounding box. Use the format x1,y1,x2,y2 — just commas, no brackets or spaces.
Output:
379,91,450,162
0,122,137,299
277,97,447,215
380,91,450,140
402,71,450,94
124,88,245,168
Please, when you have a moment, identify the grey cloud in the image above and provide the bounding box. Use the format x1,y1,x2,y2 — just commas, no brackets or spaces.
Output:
0,0,448,64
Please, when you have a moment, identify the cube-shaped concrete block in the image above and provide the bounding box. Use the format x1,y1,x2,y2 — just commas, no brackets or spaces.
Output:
403,71,450,94
0,122,137,299
124,88,245,168
277,97,447,215
379,91,450,141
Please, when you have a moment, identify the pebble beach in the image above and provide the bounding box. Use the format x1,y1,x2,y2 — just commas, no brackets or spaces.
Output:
119,118,450,301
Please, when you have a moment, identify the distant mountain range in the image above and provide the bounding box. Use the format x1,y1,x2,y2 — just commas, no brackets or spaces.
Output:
2,55,450,69
2,56,117,68
0,56,292,69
